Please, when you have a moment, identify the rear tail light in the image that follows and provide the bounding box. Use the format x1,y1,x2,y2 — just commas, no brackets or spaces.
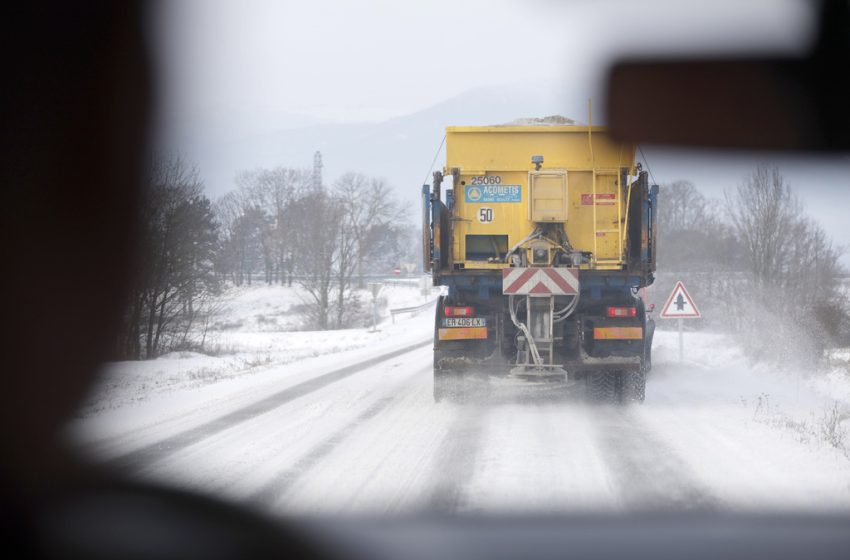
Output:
445,306,474,317
606,306,637,318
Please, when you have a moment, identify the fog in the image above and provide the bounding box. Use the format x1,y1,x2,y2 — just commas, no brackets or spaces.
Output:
150,0,849,265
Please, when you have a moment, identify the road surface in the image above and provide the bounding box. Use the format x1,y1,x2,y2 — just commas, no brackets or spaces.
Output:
70,329,850,515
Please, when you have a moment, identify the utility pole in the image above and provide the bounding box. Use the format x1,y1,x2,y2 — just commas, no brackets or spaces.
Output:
312,151,323,192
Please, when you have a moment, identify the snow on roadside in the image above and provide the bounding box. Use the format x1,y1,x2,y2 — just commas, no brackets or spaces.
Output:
74,282,438,420
652,330,850,412
812,350,850,406
68,315,436,450
71,287,850,506
647,330,850,508
210,281,431,333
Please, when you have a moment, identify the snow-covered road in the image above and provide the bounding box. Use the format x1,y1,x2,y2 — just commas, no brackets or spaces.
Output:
68,315,850,516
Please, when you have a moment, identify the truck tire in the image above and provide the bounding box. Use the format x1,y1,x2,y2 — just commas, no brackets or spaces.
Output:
433,350,463,403
434,370,466,403
588,371,617,404
433,297,451,402
433,370,451,402
621,369,646,404
642,345,652,375
643,317,655,376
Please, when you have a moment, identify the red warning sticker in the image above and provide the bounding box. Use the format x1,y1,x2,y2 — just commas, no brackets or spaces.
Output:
581,193,616,205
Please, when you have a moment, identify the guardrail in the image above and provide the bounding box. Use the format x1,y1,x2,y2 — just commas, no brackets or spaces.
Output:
234,273,428,285
379,278,422,288
389,299,437,323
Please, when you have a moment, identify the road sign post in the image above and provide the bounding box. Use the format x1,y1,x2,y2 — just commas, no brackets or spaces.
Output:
367,282,383,332
660,281,701,363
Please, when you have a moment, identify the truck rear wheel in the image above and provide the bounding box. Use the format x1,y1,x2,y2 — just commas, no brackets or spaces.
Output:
620,369,646,404
433,371,466,403
588,371,617,404
433,350,463,403
642,344,652,375
433,371,450,402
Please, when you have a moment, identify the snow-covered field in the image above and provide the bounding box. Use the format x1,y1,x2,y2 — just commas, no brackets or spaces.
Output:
66,284,850,515
76,282,437,417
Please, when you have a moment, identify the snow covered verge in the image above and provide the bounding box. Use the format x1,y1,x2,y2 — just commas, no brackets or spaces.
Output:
76,282,439,419
650,330,850,489
66,296,850,512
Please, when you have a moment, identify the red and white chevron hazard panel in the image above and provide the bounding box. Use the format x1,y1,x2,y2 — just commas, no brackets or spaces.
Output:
502,267,579,295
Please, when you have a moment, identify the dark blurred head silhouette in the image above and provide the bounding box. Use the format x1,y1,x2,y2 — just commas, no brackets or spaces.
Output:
1,2,150,492
0,6,325,558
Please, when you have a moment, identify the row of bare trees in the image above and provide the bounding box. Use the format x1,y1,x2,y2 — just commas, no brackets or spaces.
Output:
213,168,412,331
653,163,848,365
116,156,414,359
726,165,846,363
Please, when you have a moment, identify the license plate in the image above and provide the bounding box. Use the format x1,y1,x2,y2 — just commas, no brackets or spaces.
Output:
593,327,643,340
438,327,487,340
442,317,486,327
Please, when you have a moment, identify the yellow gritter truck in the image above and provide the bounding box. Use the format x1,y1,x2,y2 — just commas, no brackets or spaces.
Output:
422,123,658,403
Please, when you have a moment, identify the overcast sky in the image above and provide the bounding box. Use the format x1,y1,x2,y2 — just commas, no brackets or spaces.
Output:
151,0,850,264
151,0,814,128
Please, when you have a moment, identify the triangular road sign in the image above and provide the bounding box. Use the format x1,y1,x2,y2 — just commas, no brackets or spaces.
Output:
660,281,701,318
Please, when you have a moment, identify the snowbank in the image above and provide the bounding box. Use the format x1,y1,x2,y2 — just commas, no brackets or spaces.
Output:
75,282,439,419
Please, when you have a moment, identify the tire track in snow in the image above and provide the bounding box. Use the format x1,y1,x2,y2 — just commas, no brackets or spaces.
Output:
593,408,717,511
103,339,431,473
424,405,486,513
248,395,397,506
246,365,430,507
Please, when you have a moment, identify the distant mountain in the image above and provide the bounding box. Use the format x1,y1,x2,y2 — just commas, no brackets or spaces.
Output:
172,88,850,265
187,85,585,210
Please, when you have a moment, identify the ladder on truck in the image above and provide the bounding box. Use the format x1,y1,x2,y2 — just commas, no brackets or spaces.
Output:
591,169,627,270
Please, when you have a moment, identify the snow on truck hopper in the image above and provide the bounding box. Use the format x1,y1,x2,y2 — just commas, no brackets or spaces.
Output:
422,122,658,403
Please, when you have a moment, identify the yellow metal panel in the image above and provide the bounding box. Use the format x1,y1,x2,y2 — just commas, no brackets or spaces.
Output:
438,327,488,340
566,171,594,254
446,126,632,172
529,171,568,222
445,126,635,271
454,170,529,265
593,327,643,340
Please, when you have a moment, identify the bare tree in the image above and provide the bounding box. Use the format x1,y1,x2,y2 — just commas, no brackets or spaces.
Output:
659,180,711,234
650,168,846,365
334,173,405,285
290,191,344,330
366,222,419,272
725,163,845,363
215,167,409,330
118,155,220,359
657,180,739,272
215,193,264,286
214,191,247,285
727,165,801,287
230,167,312,285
